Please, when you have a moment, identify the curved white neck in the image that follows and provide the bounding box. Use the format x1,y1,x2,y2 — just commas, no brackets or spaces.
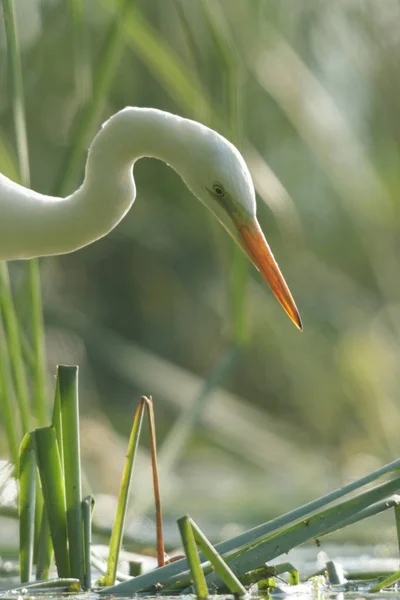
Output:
88,108,185,176
0,108,190,260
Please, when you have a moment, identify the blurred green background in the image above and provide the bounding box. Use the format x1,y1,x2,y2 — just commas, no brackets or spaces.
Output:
1,0,400,545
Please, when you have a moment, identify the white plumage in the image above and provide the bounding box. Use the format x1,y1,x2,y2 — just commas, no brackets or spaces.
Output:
0,107,301,328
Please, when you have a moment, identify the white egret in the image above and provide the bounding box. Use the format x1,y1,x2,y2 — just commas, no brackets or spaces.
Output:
0,107,301,329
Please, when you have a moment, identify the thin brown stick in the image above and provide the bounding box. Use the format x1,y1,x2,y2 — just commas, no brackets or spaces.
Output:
143,396,165,567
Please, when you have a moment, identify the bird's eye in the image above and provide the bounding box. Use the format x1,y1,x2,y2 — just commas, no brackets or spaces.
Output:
213,183,225,197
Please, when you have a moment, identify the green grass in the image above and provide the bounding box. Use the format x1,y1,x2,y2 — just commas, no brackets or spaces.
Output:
12,373,164,590
177,516,209,599
35,426,70,578
18,433,37,582
59,366,83,582
101,397,146,587
3,366,400,595
0,317,20,465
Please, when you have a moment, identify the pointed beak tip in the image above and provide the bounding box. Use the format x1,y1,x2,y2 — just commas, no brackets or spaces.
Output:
294,311,303,332
237,217,303,332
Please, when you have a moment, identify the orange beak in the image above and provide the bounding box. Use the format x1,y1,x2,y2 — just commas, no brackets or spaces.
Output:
236,218,302,330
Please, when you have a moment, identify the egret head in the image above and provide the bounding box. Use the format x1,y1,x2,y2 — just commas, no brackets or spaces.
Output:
177,123,302,330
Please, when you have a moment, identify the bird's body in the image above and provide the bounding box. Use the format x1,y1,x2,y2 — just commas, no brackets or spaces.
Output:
0,107,301,329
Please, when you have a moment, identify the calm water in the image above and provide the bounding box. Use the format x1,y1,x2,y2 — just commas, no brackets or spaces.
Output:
1,544,399,599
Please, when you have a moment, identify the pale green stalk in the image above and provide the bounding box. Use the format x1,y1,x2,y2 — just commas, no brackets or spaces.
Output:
0,127,20,181
395,505,400,556
1,0,29,184
173,2,205,80
59,365,83,583
35,426,70,578
35,374,64,580
101,399,146,587
19,433,37,582
6,578,81,593
177,516,208,599
0,263,30,432
33,477,43,566
35,507,53,581
68,0,92,104
82,495,95,590
28,261,48,425
369,571,400,592
52,373,64,466
0,316,20,465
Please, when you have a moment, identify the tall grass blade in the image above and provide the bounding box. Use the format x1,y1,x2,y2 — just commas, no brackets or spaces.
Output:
98,0,212,121
35,507,53,581
0,263,30,432
101,398,146,587
82,495,95,590
52,373,64,467
0,316,20,465
173,2,205,79
56,0,132,196
19,433,36,582
35,376,63,579
1,0,30,184
35,426,70,578
68,0,92,105
59,365,83,583
0,128,19,181
33,477,43,566
177,516,208,599
28,261,48,426
395,505,400,556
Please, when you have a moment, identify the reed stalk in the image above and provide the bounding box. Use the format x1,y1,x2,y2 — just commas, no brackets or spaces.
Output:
18,433,37,582
177,516,208,600
102,398,146,586
35,426,70,578
59,365,83,583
